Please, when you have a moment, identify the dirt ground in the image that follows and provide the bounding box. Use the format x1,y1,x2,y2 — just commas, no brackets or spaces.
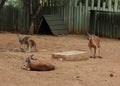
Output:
0,32,120,86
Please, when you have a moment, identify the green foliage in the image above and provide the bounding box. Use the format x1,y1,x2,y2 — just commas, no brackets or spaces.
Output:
4,0,25,8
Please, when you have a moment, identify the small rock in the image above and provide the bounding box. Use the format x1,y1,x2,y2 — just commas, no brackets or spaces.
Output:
76,76,80,78
110,74,114,77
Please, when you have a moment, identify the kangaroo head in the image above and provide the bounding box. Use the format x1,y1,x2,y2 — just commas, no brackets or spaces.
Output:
25,54,34,63
87,33,92,40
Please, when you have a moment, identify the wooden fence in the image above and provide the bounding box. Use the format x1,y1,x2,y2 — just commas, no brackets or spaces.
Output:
42,0,120,38
0,6,18,32
0,0,120,38
89,10,120,38
0,6,29,33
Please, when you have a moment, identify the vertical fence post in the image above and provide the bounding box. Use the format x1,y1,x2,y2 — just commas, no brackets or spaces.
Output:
97,0,101,10
68,1,71,33
76,2,79,34
108,0,112,11
68,0,74,33
85,0,88,33
102,1,106,11
79,2,82,33
114,0,118,12
73,0,78,33
91,0,94,10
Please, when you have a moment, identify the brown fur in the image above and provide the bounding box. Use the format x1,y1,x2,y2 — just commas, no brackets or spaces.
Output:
17,34,37,52
87,34,100,58
17,34,30,48
24,55,55,71
26,39,37,52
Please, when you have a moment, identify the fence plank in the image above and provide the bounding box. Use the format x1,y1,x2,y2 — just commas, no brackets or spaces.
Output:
114,0,118,12
97,0,100,10
108,0,112,11
85,0,89,33
102,2,106,11
91,0,94,10
78,2,82,33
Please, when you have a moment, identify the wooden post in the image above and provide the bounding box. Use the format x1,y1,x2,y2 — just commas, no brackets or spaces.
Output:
74,0,77,7
91,0,94,10
108,0,112,11
114,0,118,12
69,1,74,33
97,0,100,10
102,1,106,11
79,2,82,33
85,0,88,33
74,0,78,33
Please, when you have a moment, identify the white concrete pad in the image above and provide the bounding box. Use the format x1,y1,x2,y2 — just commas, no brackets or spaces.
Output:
52,51,89,61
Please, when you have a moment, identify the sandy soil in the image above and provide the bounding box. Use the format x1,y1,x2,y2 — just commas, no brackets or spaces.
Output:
0,32,120,86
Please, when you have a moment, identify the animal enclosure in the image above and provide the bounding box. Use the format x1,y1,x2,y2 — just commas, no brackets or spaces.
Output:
0,0,120,38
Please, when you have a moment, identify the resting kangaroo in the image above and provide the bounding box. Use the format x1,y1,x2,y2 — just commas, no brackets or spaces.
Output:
87,33,101,58
24,54,55,71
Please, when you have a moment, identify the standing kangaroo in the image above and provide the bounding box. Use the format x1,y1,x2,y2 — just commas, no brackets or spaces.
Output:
26,38,37,52
17,34,30,48
17,34,37,52
87,33,101,58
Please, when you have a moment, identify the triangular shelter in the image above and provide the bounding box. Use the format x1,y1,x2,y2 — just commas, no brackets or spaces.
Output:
37,15,68,35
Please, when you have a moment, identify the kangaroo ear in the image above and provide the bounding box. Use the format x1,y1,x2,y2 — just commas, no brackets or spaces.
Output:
29,54,37,60
87,33,92,39
87,33,91,36
17,33,21,37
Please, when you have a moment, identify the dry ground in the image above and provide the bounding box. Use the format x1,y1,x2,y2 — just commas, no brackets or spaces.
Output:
0,32,120,86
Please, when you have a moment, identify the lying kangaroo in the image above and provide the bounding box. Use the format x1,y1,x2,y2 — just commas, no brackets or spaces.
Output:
87,33,101,58
23,54,55,71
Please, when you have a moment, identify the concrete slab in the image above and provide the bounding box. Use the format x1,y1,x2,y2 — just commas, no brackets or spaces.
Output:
52,51,89,61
